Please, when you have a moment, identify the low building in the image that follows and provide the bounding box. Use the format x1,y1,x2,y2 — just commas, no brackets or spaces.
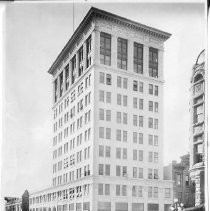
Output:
4,197,22,211
164,154,194,208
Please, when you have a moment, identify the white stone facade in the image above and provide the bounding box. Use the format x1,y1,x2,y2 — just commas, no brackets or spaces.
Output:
29,7,173,211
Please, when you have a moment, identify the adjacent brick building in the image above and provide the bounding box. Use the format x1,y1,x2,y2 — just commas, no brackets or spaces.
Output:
164,154,194,208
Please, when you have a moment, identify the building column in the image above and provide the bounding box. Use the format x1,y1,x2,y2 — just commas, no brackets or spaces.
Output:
143,44,149,77
111,34,117,69
127,39,133,72
93,29,100,65
158,49,164,80
195,171,205,206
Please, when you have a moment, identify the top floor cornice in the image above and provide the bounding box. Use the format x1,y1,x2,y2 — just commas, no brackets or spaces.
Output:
48,7,171,75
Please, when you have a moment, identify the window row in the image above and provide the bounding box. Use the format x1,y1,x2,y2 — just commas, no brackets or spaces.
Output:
100,32,158,78
54,37,92,103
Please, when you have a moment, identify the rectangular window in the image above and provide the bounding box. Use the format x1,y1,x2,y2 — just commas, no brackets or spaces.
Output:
106,74,112,85
139,82,143,93
117,94,121,105
148,118,153,128
78,47,83,76
155,85,158,96
99,145,104,157
185,175,189,186
139,133,143,144
98,184,103,195
123,131,127,142
149,152,153,162
133,132,137,143
154,169,158,179
105,184,110,195
139,116,143,127
154,119,158,129
99,164,104,175
122,185,127,196
116,185,121,196
105,146,111,158
177,173,182,186
133,115,137,126
65,64,69,90
149,101,153,111
133,149,137,160
99,109,104,120
154,135,158,146
100,72,105,84
117,76,122,88
149,135,153,145
106,110,111,121
123,148,127,159
132,186,137,197
117,37,127,70
123,78,128,89
155,102,159,112
100,32,111,66
116,130,121,141
154,152,158,163
86,36,92,68
134,42,143,74
133,80,138,91
122,166,127,177
99,127,104,138
139,99,143,110
99,90,104,102
123,113,127,124
106,128,111,139
148,187,152,198
116,148,121,159
116,166,121,176
133,97,137,108
105,164,110,176
149,84,153,95
149,48,158,78
54,79,58,103
133,167,137,178
139,168,143,178
116,112,122,123
165,188,171,198
123,95,127,106
139,150,143,161
71,56,76,84
59,72,63,97
106,92,111,103
154,187,158,198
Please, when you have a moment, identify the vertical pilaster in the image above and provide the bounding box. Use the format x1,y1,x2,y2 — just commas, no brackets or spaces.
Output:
111,34,117,69
143,45,149,77
93,29,100,65
128,39,133,72
158,49,164,80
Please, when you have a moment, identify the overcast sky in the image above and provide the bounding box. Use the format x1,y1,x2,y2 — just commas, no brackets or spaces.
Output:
2,2,205,197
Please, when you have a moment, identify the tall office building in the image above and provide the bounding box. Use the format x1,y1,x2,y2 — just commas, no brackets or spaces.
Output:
189,49,205,207
29,7,173,211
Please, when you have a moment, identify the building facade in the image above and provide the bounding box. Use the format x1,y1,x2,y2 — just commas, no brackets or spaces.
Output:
29,7,173,211
164,154,194,208
189,50,205,206
5,197,22,211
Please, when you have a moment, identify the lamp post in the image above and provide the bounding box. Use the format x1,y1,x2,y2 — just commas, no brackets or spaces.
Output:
170,199,184,211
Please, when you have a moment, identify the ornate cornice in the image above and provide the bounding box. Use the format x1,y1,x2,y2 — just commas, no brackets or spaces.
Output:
48,7,171,75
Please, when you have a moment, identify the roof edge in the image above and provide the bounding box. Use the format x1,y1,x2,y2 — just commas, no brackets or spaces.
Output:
48,7,171,75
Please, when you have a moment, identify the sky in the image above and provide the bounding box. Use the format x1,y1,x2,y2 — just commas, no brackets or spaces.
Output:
2,1,205,197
